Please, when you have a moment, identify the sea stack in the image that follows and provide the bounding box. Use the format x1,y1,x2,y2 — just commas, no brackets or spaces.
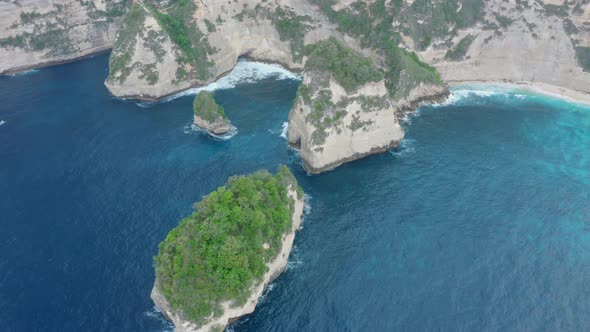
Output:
152,166,304,332
192,91,232,135
287,37,405,174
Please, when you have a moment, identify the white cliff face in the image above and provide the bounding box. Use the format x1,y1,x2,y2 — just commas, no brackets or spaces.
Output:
288,74,405,173
0,0,126,75
105,0,337,99
151,188,305,332
415,0,590,94
104,4,188,100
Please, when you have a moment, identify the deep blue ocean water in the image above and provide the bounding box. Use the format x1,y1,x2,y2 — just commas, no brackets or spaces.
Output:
1,54,590,332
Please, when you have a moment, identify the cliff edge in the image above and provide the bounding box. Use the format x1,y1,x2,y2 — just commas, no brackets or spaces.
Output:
287,38,447,173
0,0,128,75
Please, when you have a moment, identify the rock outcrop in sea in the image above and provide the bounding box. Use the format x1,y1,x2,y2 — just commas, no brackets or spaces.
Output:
151,167,304,332
287,38,447,173
192,91,232,135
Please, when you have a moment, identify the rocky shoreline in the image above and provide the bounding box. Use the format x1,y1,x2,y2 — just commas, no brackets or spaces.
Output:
151,187,304,332
193,115,232,136
0,47,113,77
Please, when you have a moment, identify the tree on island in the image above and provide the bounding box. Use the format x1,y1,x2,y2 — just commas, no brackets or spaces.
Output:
153,165,303,325
192,91,232,135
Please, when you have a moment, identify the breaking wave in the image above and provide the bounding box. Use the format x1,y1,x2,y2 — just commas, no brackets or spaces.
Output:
280,122,289,139
136,60,301,107
8,69,39,77
389,138,416,157
144,306,174,332
287,246,304,270
434,85,532,107
184,123,238,141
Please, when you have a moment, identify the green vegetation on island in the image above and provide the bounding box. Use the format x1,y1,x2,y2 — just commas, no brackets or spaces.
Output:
445,35,475,61
1,1,129,58
494,14,513,29
304,37,383,92
153,166,303,325
147,0,216,81
233,4,312,62
108,4,146,82
308,0,450,99
293,38,390,146
193,91,227,123
576,47,590,73
108,0,216,83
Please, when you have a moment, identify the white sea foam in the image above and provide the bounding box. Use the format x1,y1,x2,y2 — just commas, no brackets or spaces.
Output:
287,245,304,270
389,138,416,157
258,282,276,303
0,120,6,126
303,194,312,216
184,123,238,140
144,306,174,332
280,121,289,139
401,107,423,125
8,69,39,77
136,60,301,107
435,85,532,106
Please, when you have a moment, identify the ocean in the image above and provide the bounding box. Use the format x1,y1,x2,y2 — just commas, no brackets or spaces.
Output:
1,54,589,331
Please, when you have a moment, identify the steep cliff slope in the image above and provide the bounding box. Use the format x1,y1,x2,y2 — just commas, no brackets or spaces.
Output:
0,0,129,75
287,38,447,173
105,0,449,101
402,0,590,93
105,0,450,172
105,0,337,99
287,38,403,173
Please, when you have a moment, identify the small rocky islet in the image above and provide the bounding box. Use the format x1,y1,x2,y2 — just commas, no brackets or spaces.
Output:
191,91,233,136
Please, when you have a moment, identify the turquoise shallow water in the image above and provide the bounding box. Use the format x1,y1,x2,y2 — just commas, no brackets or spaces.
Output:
1,54,590,331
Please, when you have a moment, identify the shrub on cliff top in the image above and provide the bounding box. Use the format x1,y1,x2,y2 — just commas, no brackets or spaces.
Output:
193,91,227,123
153,166,302,325
304,37,383,92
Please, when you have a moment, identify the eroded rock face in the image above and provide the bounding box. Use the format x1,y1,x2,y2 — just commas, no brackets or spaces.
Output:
104,4,189,100
191,91,232,135
285,37,449,173
413,0,590,94
193,115,231,135
288,73,404,173
105,0,337,99
0,0,127,75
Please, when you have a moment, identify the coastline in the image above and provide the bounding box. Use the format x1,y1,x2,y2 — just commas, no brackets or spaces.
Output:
446,80,590,107
151,187,305,332
0,47,113,77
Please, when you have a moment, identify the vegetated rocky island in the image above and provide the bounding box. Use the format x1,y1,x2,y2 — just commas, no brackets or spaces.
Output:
152,166,304,332
192,91,232,136
2,0,590,172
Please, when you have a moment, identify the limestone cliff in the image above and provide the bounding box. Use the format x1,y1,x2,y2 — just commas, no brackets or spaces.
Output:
105,0,336,99
288,75,405,173
287,38,446,173
105,1,449,172
104,3,190,99
0,0,128,75
400,0,590,94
